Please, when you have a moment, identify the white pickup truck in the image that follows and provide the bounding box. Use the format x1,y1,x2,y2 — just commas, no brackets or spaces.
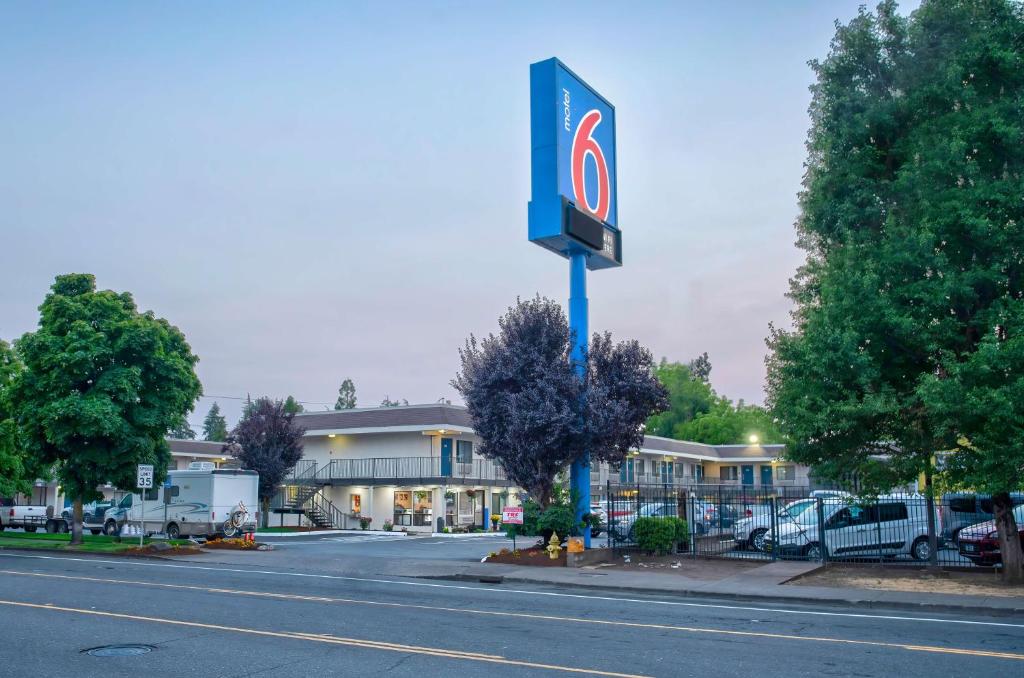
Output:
0,504,53,532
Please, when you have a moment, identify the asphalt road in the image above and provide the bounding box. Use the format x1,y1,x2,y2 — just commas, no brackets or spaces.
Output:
0,550,1021,677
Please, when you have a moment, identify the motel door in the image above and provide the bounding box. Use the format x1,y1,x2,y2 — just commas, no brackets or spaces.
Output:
741,465,754,486
760,466,773,487
440,438,452,476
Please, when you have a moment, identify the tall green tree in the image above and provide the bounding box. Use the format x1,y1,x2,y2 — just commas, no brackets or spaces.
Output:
201,402,229,442
766,1,1024,580
282,395,304,415
334,378,357,409
644,360,717,438
0,340,36,498
167,417,196,440
13,274,201,544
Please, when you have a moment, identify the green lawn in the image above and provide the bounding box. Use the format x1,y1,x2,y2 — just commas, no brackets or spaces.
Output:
0,531,191,553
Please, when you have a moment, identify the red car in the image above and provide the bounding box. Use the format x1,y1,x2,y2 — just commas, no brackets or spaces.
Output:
957,504,1024,566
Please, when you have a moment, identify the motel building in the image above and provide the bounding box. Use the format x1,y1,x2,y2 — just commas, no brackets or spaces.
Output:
274,404,809,534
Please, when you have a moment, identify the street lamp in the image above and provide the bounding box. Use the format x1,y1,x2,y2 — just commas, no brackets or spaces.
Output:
748,434,760,445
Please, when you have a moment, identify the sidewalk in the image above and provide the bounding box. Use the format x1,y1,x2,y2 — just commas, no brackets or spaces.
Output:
441,560,1024,617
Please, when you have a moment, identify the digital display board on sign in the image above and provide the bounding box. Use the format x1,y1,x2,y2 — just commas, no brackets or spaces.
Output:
529,58,621,270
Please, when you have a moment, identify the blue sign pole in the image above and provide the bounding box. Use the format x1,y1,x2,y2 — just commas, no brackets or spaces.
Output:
569,250,591,548
530,58,620,550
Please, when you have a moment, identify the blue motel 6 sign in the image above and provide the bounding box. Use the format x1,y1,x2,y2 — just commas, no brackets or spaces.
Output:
528,58,621,269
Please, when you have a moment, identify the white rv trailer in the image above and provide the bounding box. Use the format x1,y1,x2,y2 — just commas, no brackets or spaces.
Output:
90,463,259,538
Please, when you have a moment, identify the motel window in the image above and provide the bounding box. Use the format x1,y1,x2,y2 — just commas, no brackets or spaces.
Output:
775,466,796,482
413,491,433,527
636,459,645,476
456,440,473,464
676,463,685,477
394,491,412,526
720,466,738,481
653,461,660,477
694,465,704,482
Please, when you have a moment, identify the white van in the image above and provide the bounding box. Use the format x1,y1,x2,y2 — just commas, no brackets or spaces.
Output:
92,466,259,539
766,495,938,561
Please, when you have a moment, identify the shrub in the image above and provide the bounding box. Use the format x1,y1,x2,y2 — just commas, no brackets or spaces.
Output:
382,520,393,532
634,517,688,555
537,504,575,544
358,517,372,530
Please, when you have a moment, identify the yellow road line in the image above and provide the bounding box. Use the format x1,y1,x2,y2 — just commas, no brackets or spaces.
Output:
2,569,1022,662
0,599,646,677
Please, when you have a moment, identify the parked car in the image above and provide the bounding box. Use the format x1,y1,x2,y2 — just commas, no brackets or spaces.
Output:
609,502,679,541
765,495,939,561
940,492,1024,544
61,500,115,534
733,491,851,552
692,501,771,535
588,503,606,538
957,504,1024,567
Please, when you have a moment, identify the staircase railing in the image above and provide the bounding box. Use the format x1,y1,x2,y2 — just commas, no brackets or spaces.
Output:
307,490,348,530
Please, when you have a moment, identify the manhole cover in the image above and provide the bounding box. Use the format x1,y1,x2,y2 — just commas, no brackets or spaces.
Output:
83,645,155,657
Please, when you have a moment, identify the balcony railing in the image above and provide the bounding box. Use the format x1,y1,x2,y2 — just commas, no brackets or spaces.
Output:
288,457,510,485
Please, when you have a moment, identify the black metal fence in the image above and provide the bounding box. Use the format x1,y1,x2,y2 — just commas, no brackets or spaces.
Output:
604,482,1000,569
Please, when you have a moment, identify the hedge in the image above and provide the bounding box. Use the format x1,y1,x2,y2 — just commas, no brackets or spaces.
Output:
633,516,688,555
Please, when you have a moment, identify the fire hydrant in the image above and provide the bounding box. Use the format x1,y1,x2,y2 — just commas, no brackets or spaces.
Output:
546,532,562,559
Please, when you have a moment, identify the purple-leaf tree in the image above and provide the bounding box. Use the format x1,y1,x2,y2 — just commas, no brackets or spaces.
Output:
453,297,668,507
584,332,669,465
227,397,305,527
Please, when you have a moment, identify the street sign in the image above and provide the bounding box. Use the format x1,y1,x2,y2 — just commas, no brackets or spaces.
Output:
501,506,524,525
528,57,621,269
136,464,154,489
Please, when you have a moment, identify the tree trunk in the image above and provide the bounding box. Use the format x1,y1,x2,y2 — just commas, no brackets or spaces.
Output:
261,496,270,529
993,492,1023,584
70,498,83,546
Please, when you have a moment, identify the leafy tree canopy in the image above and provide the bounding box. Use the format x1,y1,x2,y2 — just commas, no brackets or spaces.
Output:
282,395,304,415
453,296,667,506
0,339,37,497
13,274,201,515
334,378,357,410
765,1,1024,578
167,417,196,440
644,358,782,444
201,402,229,442
380,396,408,407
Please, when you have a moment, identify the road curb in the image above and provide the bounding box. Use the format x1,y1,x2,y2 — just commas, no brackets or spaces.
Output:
421,572,1024,618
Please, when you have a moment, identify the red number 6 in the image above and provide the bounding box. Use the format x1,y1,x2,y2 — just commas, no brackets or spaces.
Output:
571,109,610,222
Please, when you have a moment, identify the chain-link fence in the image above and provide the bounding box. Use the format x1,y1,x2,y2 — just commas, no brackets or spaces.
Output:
604,482,1008,568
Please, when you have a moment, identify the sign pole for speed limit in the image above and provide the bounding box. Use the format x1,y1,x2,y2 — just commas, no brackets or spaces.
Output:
137,464,154,547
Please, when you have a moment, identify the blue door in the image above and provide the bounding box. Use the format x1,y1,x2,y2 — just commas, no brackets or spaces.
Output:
741,465,754,486
440,438,452,476
760,466,773,487
666,462,674,484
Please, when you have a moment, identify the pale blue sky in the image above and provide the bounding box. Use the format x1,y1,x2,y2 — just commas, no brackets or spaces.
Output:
0,2,912,429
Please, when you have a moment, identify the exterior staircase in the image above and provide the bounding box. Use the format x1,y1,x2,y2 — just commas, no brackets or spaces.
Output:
275,462,348,529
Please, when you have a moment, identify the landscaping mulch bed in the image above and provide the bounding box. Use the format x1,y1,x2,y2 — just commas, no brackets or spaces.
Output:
791,564,1024,598
484,546,567,567
203,539,272,551
126,544,204,557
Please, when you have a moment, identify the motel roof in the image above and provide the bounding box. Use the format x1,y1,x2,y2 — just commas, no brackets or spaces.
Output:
293,404,785,462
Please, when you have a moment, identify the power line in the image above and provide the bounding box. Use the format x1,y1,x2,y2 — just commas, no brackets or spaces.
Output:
196,394,336,408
